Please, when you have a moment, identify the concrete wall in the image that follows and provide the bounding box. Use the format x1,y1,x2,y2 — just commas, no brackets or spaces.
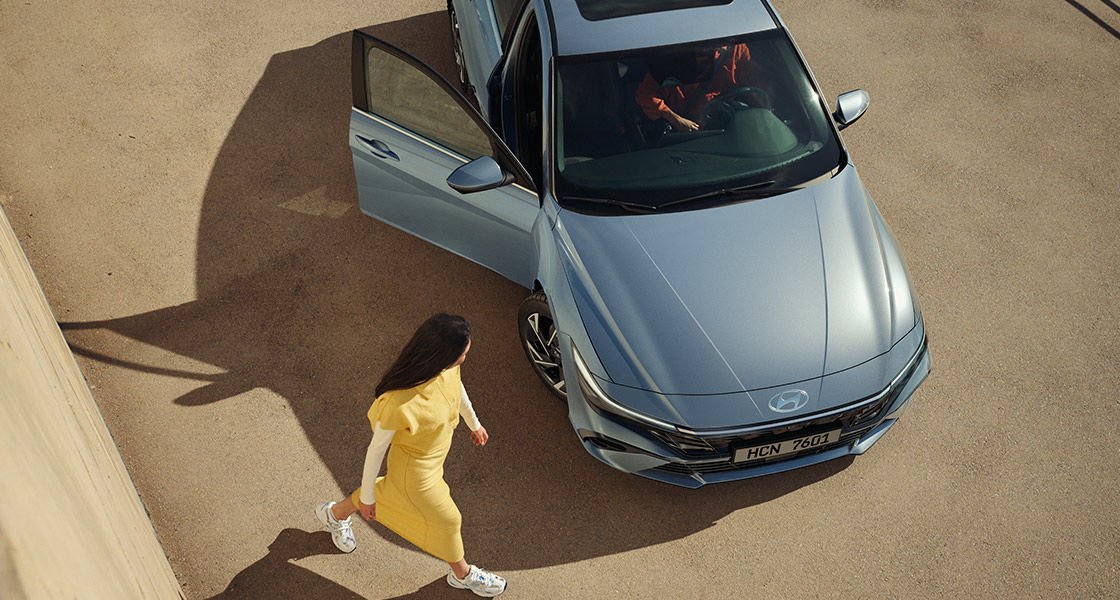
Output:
0,204,184,599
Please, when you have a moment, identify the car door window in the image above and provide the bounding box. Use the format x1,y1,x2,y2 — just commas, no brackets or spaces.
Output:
513,13,543,186
364,45,493,160
493,0,523,38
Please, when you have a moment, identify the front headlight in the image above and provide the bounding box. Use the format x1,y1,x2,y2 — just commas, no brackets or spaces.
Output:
570,342,678,432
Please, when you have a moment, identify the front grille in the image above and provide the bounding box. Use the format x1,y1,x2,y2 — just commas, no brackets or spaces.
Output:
654,430,866,475
651,385,897,458
649,341,925,477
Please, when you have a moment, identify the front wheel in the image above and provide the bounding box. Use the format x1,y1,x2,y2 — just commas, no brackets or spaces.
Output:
517,291,566,400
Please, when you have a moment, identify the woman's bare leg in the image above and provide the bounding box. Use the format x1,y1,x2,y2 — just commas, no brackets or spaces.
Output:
449,559,470,579
331,497,357,521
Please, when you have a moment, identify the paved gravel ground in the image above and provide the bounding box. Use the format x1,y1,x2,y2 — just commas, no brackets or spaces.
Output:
2,1,1118,598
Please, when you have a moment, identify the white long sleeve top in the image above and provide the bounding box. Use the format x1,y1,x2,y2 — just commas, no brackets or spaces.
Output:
358,382,481,505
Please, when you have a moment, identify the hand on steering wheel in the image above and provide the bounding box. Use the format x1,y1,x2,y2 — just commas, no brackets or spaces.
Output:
666,111,700,132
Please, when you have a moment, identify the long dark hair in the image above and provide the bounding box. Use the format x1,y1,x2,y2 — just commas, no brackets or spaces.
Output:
375,314,471,397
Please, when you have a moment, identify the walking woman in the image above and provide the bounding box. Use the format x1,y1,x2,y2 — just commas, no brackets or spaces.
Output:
316,314,506,597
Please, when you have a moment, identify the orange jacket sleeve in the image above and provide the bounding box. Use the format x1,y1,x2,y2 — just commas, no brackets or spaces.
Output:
709,44,752,92
636,72,675,121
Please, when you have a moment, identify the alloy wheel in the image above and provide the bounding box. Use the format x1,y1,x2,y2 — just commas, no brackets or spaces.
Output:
518,292,566,400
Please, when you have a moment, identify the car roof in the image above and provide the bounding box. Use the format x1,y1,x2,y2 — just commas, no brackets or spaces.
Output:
543,0,779,57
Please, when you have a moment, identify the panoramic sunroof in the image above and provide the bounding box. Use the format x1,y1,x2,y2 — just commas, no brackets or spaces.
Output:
574,0,733,21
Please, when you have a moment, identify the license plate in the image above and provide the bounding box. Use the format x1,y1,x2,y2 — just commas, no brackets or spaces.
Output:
733,429,841,463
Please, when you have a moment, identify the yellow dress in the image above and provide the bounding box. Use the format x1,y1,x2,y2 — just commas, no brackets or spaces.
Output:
349,366,464,562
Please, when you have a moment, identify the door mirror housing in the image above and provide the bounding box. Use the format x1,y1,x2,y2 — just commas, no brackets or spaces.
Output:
446,156,513,193
833,90,870,130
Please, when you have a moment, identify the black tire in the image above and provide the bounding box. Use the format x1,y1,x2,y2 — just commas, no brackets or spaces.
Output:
447,2,471,94
517,291,566,400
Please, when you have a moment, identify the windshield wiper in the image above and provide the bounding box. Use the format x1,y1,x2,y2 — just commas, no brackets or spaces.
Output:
653,180,795,210
564,196,655,213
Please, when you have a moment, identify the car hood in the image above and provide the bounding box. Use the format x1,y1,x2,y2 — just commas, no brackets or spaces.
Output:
556,167,909,400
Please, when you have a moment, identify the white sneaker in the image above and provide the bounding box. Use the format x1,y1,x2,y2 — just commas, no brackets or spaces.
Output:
447,564,506,597
315,501,356,553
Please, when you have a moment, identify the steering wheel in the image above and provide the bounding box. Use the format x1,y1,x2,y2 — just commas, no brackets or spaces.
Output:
703,86,771,129
707,86,771,108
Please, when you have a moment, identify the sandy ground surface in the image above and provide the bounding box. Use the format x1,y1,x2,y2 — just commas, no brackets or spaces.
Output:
2,0,1118,598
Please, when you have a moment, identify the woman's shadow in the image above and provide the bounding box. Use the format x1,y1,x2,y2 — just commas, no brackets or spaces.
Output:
60,8,852,590
207,529,364,599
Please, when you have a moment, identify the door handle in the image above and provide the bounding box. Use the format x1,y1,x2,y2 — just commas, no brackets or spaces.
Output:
355,135,400,161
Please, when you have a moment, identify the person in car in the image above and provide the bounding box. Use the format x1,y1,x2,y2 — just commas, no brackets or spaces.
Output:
635,43,757,132
315,314,506,597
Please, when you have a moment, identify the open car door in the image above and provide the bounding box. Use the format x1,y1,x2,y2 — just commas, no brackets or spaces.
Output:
349,31,538,288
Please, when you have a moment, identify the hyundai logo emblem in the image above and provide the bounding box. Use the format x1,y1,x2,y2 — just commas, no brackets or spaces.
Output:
768,389,809,413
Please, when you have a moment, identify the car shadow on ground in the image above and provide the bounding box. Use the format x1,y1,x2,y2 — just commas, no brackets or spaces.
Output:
59,9,854,593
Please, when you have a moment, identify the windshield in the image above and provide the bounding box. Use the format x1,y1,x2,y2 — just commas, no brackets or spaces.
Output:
555,29,843,213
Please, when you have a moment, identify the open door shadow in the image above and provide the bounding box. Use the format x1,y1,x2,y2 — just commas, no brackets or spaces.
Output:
60,10,854,573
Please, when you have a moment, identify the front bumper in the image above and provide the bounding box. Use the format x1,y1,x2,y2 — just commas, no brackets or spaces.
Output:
565,336,931,489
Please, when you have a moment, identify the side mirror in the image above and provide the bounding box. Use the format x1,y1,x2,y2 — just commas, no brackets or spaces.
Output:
833,90,869,130
446,156,512,194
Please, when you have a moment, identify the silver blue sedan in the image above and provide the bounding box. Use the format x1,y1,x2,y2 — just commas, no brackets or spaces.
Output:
349,0,930,487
